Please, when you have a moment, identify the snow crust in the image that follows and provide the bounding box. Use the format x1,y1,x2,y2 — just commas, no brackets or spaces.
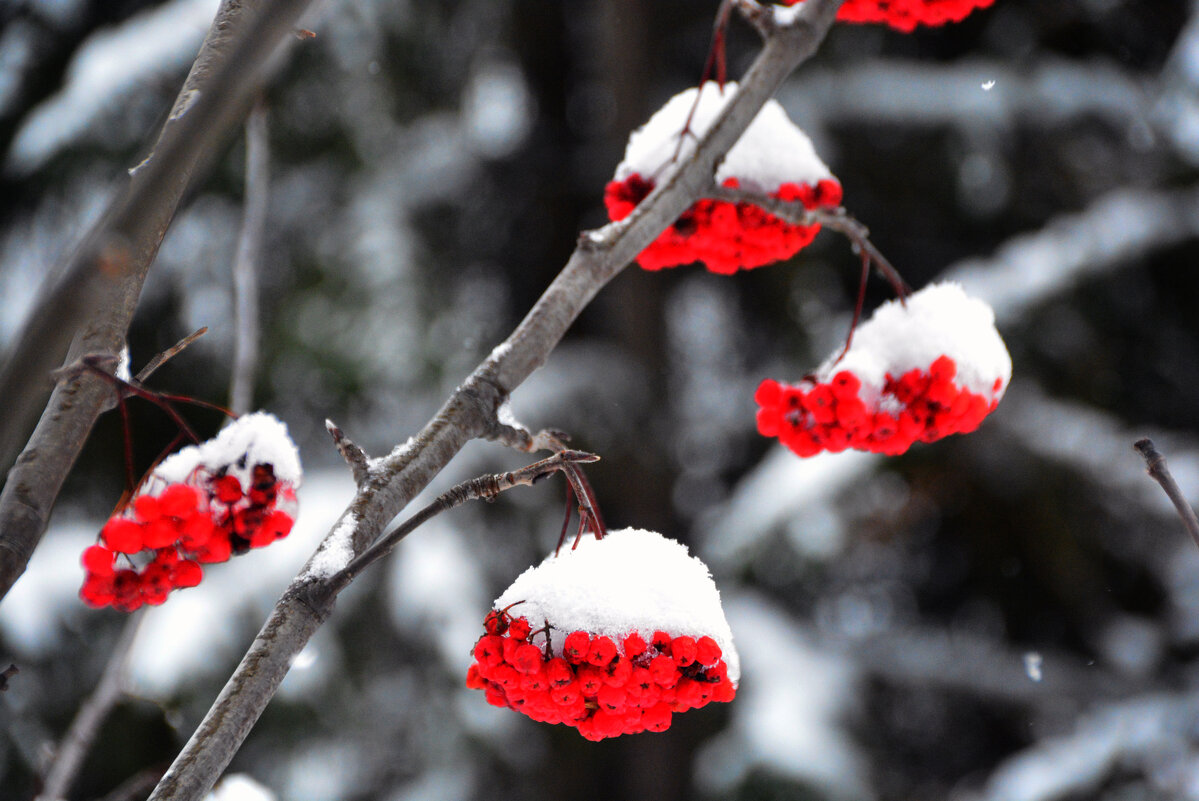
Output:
614,82,834,191
816,281,1011,400
306,512,357,579
494,527,740,682
152,411,303,489
696,594,867,799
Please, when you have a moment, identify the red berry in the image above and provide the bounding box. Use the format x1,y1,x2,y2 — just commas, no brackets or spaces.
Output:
159,484,200,518
563,631,590,664
586,636,617,667
506,617,532,641
213,475,243,504
81,545,115,576
101,517,143,554
670,636,697,667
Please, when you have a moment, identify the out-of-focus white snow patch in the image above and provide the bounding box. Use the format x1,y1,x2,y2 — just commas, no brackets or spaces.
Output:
386,766,475,801
948,187,1199,322
700,447,879,566
127,468,354,697
462,60,533,159
494,528,740,682
281,741,359,801
615,81,834,190
815,282,1011,402
386,517,486,668
1023,651,1043,682
9,0,219,171
981,696,1199,801
0,522,96,657
205,774,277,801
153,411,302,489
695,593,869,800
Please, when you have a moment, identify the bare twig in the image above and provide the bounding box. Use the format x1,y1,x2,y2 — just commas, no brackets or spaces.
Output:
146,5,846,800
0,0,319,603
39,613,144,801
135,328,209,383
325,420,371,486
93,767,167,801
1134,438,1199,552
229,101,270,417
323,450,600,596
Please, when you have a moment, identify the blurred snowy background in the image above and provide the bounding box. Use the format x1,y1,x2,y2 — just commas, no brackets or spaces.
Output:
2,0,1199,799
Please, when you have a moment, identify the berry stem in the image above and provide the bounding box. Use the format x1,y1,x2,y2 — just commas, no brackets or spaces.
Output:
705,184,910,303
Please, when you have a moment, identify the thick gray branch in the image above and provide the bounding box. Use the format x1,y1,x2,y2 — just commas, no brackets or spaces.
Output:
0,0,317,603
149,3,845,799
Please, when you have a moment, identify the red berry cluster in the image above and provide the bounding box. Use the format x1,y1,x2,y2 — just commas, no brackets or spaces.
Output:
755,356,1002,457
782,0,995,31
604,174,842,275
79,465,297,611
467,613,736,741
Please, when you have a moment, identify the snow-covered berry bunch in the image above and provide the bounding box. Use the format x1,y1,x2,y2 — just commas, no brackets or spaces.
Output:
756,282,1011,457
605,81,841,275
780,0,995,32
80,412,301,611
467,528,738,741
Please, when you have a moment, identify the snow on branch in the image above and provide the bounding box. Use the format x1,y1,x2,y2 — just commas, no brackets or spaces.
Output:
143,4,849,800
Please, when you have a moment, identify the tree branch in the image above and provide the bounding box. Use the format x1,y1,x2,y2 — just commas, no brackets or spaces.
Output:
0,0,319,602
323,450,600,597
229,100,270,418
1134,438,1199,552
38,613,143,801
146,4,845,799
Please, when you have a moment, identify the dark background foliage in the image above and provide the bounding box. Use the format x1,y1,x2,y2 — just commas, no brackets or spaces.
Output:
3,1,1199,800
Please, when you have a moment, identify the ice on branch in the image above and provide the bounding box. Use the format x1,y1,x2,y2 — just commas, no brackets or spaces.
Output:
779,0,996,32
756,282,1011,458
605,81,841,274
80,412,302,611
467,528,738,741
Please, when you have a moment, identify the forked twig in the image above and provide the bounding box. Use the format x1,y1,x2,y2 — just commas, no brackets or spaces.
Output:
322,450,601,596
136,328,208,383
1134,438,1199,553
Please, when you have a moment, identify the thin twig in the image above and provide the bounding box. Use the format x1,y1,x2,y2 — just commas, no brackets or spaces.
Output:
39,613,144,801
146,5,846,799
229,100,269,417
135,328,209,383
0,0,319,603
323,450,600,596
1134,438,1199,552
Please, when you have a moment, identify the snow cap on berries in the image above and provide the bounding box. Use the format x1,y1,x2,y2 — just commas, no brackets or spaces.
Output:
494,527,739,682
614,81,833,194
816,282,1010,400
756,282,1011,458
607,82,841,274
153,412,302,489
